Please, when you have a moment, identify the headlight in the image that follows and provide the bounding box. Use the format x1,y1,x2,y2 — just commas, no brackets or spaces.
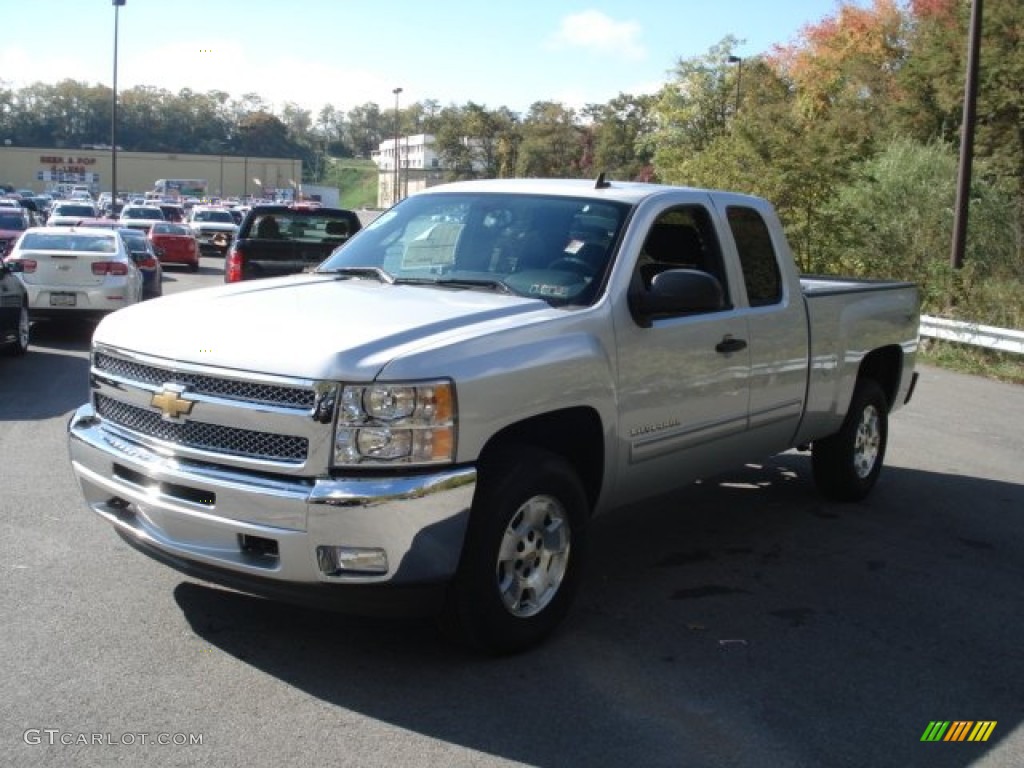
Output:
333,380,455,466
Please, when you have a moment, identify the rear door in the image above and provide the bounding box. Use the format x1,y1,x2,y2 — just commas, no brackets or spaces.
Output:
716,199,809,455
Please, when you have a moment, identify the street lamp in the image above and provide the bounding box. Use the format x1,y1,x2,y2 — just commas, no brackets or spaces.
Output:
111,0,126,205
727,55,743,114
392,87,402,205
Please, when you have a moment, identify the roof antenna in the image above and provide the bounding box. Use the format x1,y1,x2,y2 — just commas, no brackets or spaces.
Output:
594,172,611,189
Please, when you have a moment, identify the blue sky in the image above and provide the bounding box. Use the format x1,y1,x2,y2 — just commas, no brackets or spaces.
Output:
2,0,867,115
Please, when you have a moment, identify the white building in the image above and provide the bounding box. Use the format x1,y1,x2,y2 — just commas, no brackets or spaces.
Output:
371,134,440,208
371,133,485,207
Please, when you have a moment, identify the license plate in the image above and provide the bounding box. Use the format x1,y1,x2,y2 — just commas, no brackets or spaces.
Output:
50,292,77,307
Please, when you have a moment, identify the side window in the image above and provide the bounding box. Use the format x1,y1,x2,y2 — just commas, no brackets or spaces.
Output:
636,205,730,306
727,206,782,307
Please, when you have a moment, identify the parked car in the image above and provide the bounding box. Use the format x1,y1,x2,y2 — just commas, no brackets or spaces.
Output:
187,206,238,256
0,256,30,355
69,218,163,299
47,201,99,227
0,206,33,257
5,227,143,321
225,203,362,282
119,205,165,231
117,228,163,299
153,202,186,223
148,221,200,272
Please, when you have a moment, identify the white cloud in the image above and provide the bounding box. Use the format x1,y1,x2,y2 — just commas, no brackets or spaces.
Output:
548,11,647,61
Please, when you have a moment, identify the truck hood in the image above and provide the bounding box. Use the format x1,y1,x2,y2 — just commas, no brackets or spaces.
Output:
94,273,553,381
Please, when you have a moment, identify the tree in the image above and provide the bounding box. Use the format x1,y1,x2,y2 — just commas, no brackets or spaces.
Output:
582,92,657,181
823,138,1020,321
515,101,581,178
345,102,385,158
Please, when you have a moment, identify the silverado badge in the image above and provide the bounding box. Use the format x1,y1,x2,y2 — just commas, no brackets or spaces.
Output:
151,384,194,421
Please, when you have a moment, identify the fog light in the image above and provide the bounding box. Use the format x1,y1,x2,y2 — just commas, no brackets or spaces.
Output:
316,546,388,576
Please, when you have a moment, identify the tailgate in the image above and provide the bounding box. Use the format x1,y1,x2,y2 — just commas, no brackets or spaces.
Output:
242,240,334,278
20,251,106,287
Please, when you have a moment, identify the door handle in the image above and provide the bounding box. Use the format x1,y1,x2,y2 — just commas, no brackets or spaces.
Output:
715,336,748,354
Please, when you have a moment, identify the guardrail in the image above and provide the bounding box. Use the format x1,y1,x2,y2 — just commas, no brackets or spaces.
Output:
920,315,1024,355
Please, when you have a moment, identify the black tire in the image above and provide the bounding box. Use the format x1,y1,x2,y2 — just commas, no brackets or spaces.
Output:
1,303,30,357
812,378,889,502
187,262,200,273
441,447,589,654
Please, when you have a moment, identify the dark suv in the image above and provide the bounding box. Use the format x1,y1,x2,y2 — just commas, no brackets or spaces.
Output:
225,204,361,282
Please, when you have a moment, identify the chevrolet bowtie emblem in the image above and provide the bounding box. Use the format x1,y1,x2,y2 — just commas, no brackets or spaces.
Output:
151,384,194,421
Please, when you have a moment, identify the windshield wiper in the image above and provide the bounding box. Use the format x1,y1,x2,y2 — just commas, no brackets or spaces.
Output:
318,266,394,284
395,277,514,294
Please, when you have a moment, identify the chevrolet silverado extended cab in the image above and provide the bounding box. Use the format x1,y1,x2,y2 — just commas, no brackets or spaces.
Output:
68,178,919,653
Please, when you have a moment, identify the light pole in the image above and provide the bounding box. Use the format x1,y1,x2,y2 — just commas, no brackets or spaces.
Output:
111,0,126,205
392,87,402,205
727,55,743,114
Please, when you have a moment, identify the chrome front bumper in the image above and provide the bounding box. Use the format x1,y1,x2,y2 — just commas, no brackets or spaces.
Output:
68,404,476,599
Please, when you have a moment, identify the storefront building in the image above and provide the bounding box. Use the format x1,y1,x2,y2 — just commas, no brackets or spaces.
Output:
0,145,301,199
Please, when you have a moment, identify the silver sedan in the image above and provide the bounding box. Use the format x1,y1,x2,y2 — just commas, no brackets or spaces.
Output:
5,226,144,320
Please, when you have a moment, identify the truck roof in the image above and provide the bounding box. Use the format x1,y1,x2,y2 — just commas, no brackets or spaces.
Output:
416,177,764,207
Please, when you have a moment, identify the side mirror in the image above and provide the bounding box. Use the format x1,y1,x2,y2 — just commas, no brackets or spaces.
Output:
629,268,725,327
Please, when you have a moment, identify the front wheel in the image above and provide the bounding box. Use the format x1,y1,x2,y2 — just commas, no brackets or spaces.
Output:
1,303,30,357
812,378,889,501
442,447,589,654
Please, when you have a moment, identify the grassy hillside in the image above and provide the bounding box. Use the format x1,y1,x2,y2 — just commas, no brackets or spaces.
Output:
321,157,379,209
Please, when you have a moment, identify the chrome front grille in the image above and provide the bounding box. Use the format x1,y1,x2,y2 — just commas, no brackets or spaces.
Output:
90,347,330,471
95,395,309,463
94,351,315,408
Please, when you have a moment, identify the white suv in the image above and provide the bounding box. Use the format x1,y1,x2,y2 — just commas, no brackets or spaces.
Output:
187,206,238,256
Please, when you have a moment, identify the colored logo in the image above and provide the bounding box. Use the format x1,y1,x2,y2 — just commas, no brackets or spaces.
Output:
921,721,997,742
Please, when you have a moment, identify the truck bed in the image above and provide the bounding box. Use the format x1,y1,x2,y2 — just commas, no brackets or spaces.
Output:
796,275,919,445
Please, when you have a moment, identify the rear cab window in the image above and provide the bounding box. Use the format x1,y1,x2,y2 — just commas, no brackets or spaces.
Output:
725,206,783,307
244,208,361,246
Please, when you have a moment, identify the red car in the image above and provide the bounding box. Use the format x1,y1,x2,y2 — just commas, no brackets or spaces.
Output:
149,221,200,272
0,206,32,257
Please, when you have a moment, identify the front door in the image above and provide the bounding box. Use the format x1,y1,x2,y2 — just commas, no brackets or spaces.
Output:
611,202,752,506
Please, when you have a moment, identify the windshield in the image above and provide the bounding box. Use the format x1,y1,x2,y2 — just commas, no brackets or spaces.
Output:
54,204,96,217
194,210,234,223
123,208,163,220
318,192,628,307
118,229,147,246
0,214,26,230
20,232,117,253
152,222,191,236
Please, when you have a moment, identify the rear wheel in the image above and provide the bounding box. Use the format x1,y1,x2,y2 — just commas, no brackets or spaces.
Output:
812,378,888,501
442,447,588,654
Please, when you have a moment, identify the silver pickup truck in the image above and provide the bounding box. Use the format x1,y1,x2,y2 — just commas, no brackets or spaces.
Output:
68,178,919,653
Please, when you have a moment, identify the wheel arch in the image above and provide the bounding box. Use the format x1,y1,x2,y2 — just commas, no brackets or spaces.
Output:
477,406,605,515
857,345,903,411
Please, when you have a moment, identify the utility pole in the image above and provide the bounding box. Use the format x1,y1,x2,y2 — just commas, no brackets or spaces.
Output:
950,0,983,271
